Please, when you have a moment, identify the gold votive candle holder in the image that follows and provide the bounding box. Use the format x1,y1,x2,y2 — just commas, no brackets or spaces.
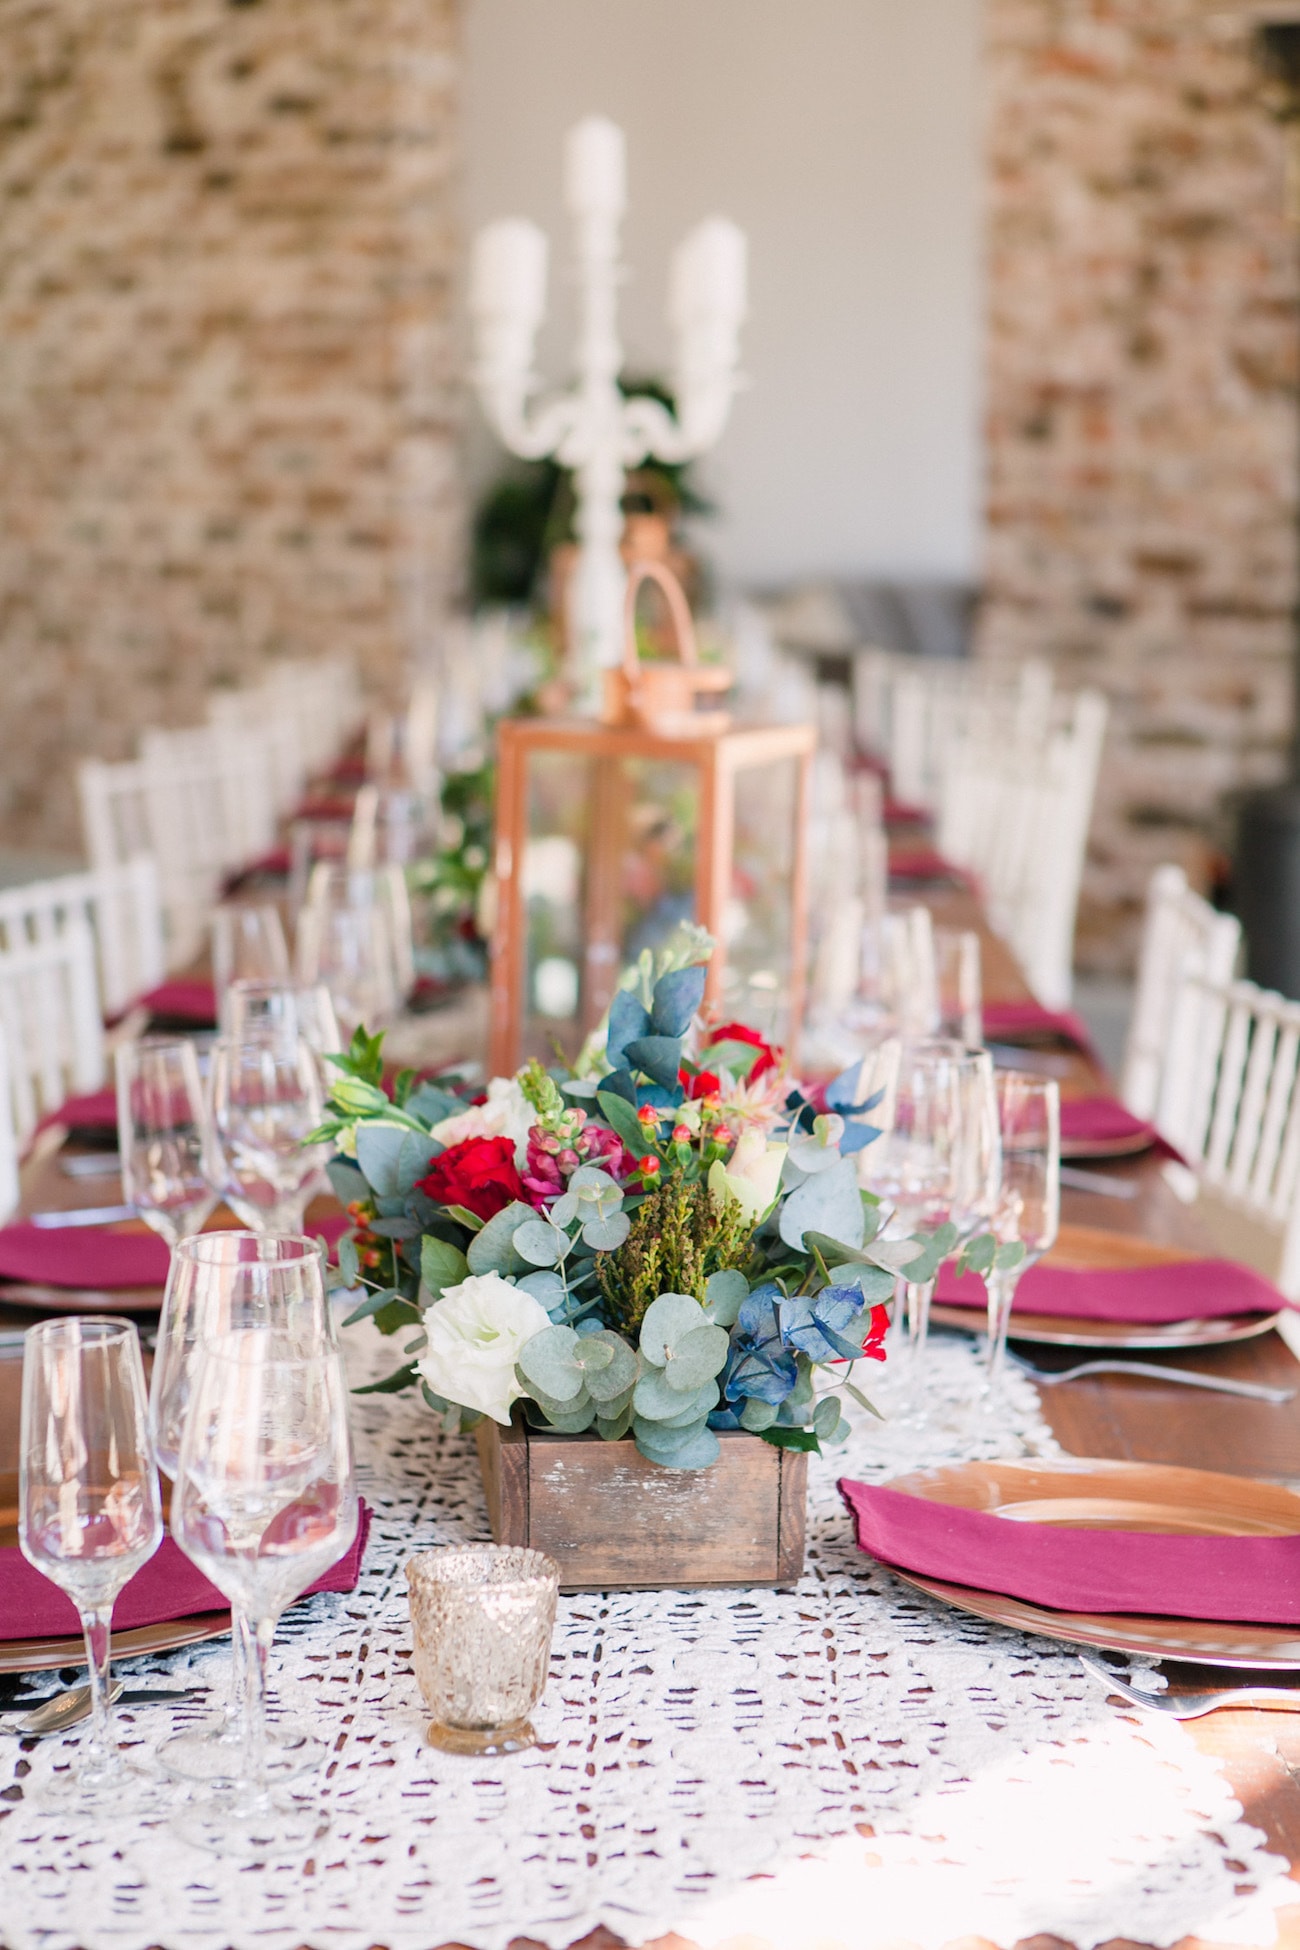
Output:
405,1545,559,1756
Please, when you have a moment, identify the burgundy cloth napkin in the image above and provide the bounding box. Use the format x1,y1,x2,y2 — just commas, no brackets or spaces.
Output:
294,794,356,823
839,1479,1300,1624
140,979,218,1026
884,797,928,826
34,1087,118,1137
1060,1095,1182,1161
983,999,1095,1054
0,1503,371,1640
888,845,972,886
0,1223,170,1290
934,1254,1289,1323
222,847,292,894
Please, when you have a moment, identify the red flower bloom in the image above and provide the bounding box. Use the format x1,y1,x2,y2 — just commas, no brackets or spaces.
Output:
680,1066,722,1100
707,1021,780,1080
860,1305,889,1364
416,1136,524,1222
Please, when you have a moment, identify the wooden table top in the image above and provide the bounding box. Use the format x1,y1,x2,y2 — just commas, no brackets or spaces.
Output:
4,878,1300,1948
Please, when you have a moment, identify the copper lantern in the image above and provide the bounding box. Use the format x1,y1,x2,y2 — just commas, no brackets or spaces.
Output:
488,563,815,1075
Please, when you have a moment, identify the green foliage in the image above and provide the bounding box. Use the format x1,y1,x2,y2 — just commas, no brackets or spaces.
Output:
420,1237,469,1300
596,1176,753,1336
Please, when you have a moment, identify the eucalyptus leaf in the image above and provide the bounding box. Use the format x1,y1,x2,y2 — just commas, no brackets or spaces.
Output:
596,1089,652,1157
639,1291,707,1366
582,1212,630,1252
825,1262,897,1304
702,1267,749,1326
623,1035,684,1092
420,1236,469,1300
352,1361,419,1395
634,1420,719,1471
596,1401,636,1441
802,1230,868,1269
356,1121,439,1200
633,1365,718,1424
445,1204,485,1233
576,1332,637,1400
403,1082,463,1125
649,962,707,1038
366,1215,421,1240
549,1191,580,1228
336,1233,360,1287
326,1158,369,1208
466,1200,536,1275
778,1156,867,1252
342,1285,404,1328
606,989,651,1069
812,1394,843,1439
514,1219,565,1267
517,1269,566,1311
523,1380,592,1423
869,1237,930,1274
525,1397,596,1434
739,1396,779,1432
515,1324,584,1402
842,1378,885,1421
661,1322,729,1392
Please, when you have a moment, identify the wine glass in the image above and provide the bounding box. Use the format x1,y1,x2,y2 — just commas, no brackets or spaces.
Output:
207,1039,328,1234
150,1233,335,1784
859,1041,1000,1413
295,903,396,1043
934,928,982,1046
116,1037,217,1247
19,1317,163,1810
171,1328,357,1856
981,1072,1060,1401
212,904,291,1008
225,981,342,1063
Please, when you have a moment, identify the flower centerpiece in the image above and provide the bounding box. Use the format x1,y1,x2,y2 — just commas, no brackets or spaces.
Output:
320,933,947,1474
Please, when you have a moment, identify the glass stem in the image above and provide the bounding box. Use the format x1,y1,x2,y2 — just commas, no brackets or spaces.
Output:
79,1604,116,1771
985,1266,1024,1388
229,1604,252,1730
904,1278,936,1367
242,1612,278,1806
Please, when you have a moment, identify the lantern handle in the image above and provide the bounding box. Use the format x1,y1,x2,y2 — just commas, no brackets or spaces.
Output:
622,559,697,679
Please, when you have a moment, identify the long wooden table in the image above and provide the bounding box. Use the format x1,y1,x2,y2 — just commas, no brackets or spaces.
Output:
4,885,1300,1948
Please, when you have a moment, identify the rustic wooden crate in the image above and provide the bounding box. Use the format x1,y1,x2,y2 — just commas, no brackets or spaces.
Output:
475,1416,807,1591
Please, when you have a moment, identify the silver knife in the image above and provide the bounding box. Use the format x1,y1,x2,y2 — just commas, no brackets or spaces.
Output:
28,1204,138,1229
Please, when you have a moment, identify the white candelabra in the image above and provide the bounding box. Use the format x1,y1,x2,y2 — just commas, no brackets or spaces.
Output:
469,116,747,701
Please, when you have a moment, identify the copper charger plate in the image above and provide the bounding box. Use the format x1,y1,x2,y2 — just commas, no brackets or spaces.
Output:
1060,1129,1155,1161
0,1611,231,1675
0,1281,162,1317
884,1456,1300,1669
931,1221,1280,1349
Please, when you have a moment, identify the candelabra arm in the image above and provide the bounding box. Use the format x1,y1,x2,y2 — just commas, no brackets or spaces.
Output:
473,378,585,466
619,393,694,467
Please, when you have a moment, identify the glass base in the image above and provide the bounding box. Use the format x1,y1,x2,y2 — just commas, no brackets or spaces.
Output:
425,1717,536,1756
35,1751,163,1817
171,1784,329,1859
158,1717,327,1784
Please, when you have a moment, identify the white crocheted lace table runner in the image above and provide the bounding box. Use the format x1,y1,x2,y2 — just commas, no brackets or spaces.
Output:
0,1324,1290,1950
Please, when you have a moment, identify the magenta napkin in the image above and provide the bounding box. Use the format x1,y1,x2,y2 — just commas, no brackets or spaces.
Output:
0,1223,170,1290
888,845,972,886
0,1503,371,1640
1060,1095,1184,1162
934,1254,1288,1323
139,979,217,1025
34,1088,118,1138
839,1479,1300,1624
983,1000,1095,1054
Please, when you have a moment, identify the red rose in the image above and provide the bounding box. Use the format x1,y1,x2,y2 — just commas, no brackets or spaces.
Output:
707,1022,780,1080
680,1066,722,1100
416,1136,524,1222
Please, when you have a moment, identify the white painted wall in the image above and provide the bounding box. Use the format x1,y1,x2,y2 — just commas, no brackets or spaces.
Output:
461,0,983,592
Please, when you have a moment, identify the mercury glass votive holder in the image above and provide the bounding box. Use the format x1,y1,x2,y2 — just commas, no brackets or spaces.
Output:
405,1546,559,1756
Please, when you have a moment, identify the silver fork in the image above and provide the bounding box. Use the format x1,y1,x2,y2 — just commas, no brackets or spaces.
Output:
1080,1653,1300,1718
1006,1349,1295,1404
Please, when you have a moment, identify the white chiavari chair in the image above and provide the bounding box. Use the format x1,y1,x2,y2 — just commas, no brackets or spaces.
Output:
1121,866,1241,1124
208,688,307,819
0,1030,19,1221
0,916,105,1143
137,724,278,962
0,858,165,1022
853,650,1054,817
1155,973,1300,1301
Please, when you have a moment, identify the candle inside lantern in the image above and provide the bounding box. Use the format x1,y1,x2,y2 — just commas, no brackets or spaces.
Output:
669,218,748,330
564,115,626,219
470,218,548,325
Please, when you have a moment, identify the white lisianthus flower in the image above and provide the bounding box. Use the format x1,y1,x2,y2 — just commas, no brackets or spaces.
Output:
430,1076,534,1166
417,1274,552,1426
708,1131,788,1226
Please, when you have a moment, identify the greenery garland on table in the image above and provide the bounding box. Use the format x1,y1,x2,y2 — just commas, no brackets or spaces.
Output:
319,932,960,1473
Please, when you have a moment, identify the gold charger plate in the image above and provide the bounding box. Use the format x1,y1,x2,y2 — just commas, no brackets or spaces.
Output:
931,1222,1282,1349
884,1457,1300,1668
0,1282,162,1317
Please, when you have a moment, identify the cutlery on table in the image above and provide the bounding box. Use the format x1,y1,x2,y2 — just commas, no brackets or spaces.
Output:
28,1204,137,1229
59,1153,123,1180
1006,1349,1295,1404
1059,1165,1138,1199
0,1684,208,1737
1080,1654,1300,1718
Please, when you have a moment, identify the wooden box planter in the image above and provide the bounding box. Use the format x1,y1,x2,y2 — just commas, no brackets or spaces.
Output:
475,1416,807,1592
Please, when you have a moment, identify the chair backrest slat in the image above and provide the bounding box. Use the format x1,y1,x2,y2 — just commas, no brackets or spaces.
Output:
0,917,105,1144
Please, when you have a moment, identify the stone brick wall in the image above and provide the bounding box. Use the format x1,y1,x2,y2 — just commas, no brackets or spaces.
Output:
0,0,463,853
980,0,1299,972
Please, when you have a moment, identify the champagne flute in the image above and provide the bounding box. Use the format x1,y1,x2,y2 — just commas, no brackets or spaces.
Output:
150,1233,335,1784
982,1072,1060,1399
19,1317,163,1810
171,1328,357,1856
212,904,291,1008
207,1039,328,1234
859,1041,999,1414
116,1037,217,1246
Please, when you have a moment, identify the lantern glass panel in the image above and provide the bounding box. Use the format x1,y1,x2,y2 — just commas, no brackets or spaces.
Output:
721,754,801,1042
